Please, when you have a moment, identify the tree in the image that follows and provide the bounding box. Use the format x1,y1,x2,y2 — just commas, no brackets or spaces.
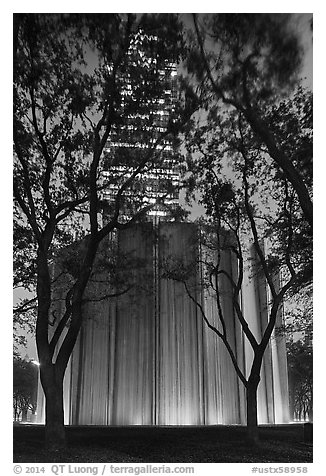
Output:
187,14,312,230
279,283,313,421
287,339,312,422
13,357,38,422
14,13,191,449
169,83,312,444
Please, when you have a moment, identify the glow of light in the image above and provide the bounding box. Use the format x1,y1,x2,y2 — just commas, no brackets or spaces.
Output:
30,360,40,366
171,71,177,77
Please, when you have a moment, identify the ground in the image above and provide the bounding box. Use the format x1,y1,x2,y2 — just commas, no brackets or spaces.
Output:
13,424,312,463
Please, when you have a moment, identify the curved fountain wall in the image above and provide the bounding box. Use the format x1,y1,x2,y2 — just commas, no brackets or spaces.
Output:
36,222,289,425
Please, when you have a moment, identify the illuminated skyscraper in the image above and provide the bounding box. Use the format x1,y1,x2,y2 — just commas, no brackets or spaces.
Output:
100,30,181,222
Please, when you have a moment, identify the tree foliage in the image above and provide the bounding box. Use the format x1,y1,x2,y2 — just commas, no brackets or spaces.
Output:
13,13,190,448
186,13,312,229
185,85,312,289
175,18,313,440
13,357,38,422
287,339,312,421
280,284,313,421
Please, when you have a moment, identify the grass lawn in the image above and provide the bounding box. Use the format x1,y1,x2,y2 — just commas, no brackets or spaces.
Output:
13,424,312,463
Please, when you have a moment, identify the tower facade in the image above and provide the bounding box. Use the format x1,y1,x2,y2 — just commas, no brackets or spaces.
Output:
100,30,181,223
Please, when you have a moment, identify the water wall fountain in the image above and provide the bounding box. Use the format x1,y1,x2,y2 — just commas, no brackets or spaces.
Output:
37,222,289,425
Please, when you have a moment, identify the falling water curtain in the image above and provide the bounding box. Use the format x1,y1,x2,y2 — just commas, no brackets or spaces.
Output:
37,222,289,425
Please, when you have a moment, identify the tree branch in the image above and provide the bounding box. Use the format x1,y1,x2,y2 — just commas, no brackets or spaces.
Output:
183,280,247,386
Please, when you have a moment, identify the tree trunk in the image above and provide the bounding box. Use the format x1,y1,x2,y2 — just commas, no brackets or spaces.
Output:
40,364,66,450
14,403,19,422
36,235,101,450
246,379,259,445
308,402,313,422
36,246,66,449
22,408,28,422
